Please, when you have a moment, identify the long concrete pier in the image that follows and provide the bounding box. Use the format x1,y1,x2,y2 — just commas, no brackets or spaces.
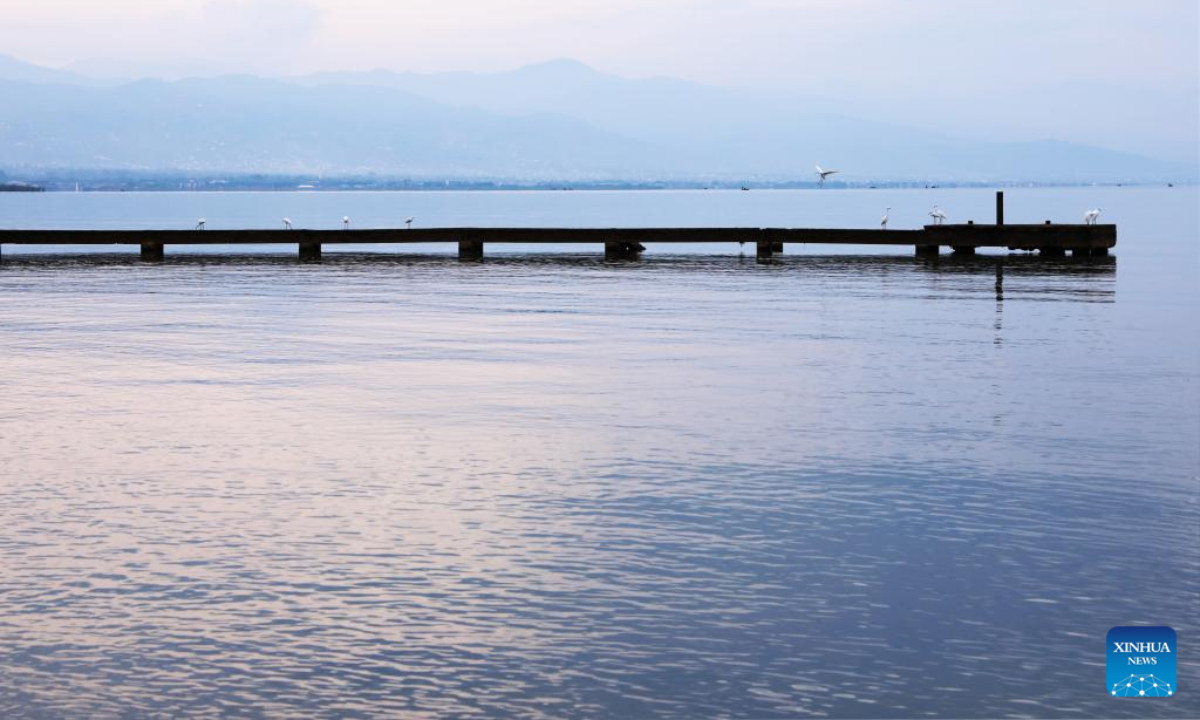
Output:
0,193,1115,262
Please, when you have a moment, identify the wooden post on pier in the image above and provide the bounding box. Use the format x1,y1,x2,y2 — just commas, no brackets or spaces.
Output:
299,242,321,261
459,239,484,260
605,241,644,260
140,242,164,261
996,191,1005,226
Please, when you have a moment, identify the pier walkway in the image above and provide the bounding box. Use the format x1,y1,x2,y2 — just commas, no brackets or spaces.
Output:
0,193,1116,262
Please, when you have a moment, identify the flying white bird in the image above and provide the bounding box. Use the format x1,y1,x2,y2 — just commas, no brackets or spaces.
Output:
881,207,891,230
815,165,839,186
1083,208,1102,225
405,216,415,229
283,218,293,230
928,206,948,226
195,218,206,230
343,215,351,230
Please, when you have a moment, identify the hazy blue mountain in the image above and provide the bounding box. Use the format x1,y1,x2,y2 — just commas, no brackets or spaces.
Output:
0,76,661,178
823,78,1200,166
0,54,114,87
0,56,1194,182
299,59,1200,181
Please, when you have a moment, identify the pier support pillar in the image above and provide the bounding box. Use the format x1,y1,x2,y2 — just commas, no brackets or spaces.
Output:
1070,248,1092,258
915,244,939,257
756,241,774,260
459,239,484,260
299,242,321,261
605,241,644,261
1040,247,1066,257
770,241,784,253
1093,247,1109,257
140,242,164,261
952,246,976,256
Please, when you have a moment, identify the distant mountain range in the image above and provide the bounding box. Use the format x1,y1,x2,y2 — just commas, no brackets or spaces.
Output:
0,55,1194,183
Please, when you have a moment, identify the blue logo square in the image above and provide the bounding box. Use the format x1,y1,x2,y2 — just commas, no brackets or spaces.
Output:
1108,626,1176,697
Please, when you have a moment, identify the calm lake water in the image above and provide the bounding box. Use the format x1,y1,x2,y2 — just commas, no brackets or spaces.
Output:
1,188,1197,719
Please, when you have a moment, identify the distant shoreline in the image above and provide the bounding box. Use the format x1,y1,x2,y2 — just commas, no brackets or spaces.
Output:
1,177,1190,193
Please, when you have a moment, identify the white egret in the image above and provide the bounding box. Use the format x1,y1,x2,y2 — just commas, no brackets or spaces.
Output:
283,218,293,230
343,216,350,230
815,165,839,186
195,218,206,230
1083,208,1102,225
928,206,948,225
881,207,891,230
405,216,415,229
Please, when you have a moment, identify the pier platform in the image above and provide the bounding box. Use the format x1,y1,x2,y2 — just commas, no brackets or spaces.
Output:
0,224,1118,261
0,194,1116,262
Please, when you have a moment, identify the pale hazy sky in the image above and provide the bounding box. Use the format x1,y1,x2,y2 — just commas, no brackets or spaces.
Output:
2,0,1197,160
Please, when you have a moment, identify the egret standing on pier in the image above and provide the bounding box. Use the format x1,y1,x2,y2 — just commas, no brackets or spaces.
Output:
1083,208,1102,225
881,207,891,230
405,216,415,229
928,206,948,225
815,165,839,187
195,218,206,230
343,216,350,230
283,218,293,230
